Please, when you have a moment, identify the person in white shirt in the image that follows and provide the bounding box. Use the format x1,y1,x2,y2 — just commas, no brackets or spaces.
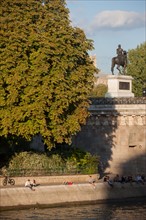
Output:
25,179,35,190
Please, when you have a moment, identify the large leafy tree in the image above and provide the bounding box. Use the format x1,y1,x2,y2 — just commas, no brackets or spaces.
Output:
127,42,146,97
0,0,98,149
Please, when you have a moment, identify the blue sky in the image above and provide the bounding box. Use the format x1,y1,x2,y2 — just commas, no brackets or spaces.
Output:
66,0,146,74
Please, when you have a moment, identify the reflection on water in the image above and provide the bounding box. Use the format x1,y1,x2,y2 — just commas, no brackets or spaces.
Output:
0,199,146,220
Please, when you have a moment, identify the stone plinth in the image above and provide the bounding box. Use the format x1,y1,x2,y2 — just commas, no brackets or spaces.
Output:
105,75,134,98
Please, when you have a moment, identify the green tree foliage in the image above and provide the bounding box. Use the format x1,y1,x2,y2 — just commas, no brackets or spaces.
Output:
127,42,146,97
0,0,98,149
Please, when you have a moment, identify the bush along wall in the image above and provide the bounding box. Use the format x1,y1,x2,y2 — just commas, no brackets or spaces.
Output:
1,148,99,176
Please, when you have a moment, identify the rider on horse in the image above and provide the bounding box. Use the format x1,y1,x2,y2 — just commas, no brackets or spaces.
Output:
117,45,128,65
116,44,123,61
111,44,128,75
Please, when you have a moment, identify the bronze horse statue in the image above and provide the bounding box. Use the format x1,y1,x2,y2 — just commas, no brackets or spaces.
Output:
111,50,128,75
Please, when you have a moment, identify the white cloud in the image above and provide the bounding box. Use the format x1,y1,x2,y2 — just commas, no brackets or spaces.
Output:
88,10,145,33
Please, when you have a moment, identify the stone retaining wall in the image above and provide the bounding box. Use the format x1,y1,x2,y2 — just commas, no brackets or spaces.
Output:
0,174,98,187
0,182,146,211
73,98,146,176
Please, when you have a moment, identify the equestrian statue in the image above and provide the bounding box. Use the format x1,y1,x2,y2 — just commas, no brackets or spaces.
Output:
111,44,128,75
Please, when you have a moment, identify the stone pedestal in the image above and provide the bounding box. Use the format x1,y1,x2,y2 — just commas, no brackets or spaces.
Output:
105,75,134,98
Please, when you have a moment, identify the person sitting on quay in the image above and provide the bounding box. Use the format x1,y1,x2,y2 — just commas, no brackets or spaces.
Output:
141,174,145,182
63,181,73,185
107,176,114,188
120,175,126,184
32,179,39,187
25,179,35,191
88,175,96,188
103,175,114,188
113,174,120,182
135,174,144,185
127,175,133,184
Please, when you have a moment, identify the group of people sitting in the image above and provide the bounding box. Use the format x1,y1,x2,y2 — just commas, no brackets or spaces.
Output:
104,174,145,187
25,179,37,190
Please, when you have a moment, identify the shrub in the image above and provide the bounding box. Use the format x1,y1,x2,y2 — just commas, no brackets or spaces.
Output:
79,152,99,174
1,148,99,176
4,151,64,176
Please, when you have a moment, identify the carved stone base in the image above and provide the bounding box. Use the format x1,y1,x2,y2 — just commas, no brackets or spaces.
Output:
105,75,134,98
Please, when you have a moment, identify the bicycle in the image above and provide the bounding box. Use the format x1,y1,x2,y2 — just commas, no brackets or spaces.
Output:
3,176,15,186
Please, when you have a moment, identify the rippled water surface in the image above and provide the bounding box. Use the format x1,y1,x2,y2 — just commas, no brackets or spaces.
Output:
1,199,146,220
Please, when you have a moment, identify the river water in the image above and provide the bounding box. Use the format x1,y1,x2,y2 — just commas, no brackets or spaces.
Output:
0,199,146,220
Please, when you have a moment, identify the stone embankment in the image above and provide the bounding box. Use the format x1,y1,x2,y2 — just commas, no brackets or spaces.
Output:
0,174,95,187
0,175,146,211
